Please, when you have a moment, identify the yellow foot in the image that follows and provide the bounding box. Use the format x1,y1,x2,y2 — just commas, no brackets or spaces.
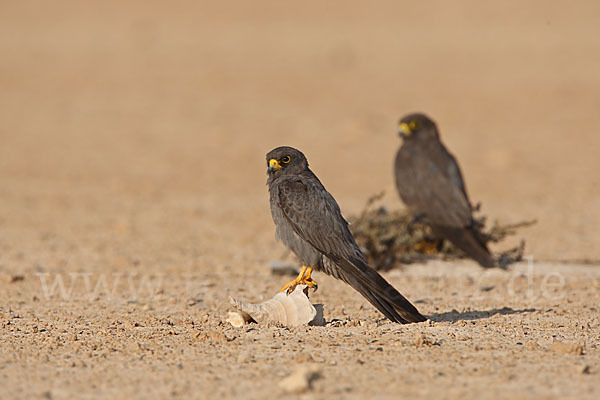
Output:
414,239,441,255
280,266,318,294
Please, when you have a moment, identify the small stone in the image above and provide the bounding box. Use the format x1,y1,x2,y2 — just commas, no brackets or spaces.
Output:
549,341,584,355
414,333,435,347
581,365,591,374
195,330,228,343
525,342,539,351
226,311,250,328
294,353,314,363
236,351,254,363
279,364,321,394
270,260,298,276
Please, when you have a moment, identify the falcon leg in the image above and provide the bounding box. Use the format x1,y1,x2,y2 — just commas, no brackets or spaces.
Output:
280,266,318,294
414,238,442,254
303,267,317,290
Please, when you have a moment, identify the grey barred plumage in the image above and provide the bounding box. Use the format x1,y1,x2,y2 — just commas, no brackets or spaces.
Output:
266,146,426,324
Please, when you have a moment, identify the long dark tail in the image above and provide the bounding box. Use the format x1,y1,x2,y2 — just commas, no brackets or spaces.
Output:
330,255,427,324
432,225,497,268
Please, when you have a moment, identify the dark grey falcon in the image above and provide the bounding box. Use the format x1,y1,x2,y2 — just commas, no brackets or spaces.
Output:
395,113,497,268
266,146,426,324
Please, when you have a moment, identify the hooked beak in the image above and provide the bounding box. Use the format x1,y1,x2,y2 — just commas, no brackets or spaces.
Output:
268,158,282,173
398,122,412,138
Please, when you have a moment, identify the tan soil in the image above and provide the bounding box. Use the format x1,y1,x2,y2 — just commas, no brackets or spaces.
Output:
1,1,599,399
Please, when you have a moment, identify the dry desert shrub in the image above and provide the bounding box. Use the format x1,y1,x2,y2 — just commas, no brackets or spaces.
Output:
348,192,535,270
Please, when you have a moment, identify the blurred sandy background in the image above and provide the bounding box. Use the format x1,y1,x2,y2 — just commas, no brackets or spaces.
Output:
2,0,600,261
1,1,599,399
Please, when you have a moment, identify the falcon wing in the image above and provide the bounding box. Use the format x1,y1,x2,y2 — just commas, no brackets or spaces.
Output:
277,177,363,264
277,176,426,323
395,144,472,228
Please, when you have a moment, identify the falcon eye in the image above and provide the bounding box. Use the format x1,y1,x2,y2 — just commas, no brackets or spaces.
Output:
408,120,420,130
281,155,291,164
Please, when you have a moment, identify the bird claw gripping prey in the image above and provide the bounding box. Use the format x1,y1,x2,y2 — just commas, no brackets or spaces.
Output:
280,266,318,295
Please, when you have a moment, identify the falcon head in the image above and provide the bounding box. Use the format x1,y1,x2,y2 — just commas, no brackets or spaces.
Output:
266,146,309,176
398,113,439,141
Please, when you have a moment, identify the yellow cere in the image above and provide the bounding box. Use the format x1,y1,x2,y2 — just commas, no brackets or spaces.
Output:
269,158,282,170
399,122,412,135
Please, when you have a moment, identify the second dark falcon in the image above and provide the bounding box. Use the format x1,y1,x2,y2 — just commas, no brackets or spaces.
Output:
394,113,497,268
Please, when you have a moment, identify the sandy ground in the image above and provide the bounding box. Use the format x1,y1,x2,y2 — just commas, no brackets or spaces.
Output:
1,1,599,399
